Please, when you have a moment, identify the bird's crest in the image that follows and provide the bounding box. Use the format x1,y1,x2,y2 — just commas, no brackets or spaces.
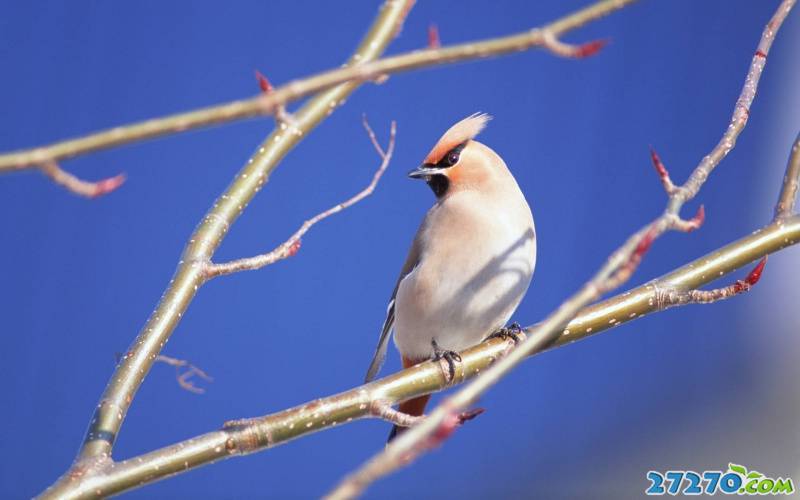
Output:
424,113,491,164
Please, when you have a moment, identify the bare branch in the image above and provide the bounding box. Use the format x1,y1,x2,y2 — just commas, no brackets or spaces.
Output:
50,0,415,481
205,119,395,279
326,2,797,497
155,355,213,395
659,257,767,306
775,132,800,219
39,161,125,198
668,0,796,213
36,213,800,499
0,0,637,175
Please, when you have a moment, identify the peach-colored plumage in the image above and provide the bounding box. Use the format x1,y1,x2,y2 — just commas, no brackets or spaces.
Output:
365,113,536,443
423,112,491,164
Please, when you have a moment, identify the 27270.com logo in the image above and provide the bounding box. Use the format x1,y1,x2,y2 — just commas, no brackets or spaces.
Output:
646,464,794,496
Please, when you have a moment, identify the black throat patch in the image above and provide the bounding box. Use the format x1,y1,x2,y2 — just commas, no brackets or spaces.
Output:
427,175,449,198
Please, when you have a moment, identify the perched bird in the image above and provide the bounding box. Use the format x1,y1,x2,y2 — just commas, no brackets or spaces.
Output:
364,113,537,441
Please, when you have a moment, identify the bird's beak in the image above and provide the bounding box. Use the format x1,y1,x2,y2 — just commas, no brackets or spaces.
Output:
408,165,447,179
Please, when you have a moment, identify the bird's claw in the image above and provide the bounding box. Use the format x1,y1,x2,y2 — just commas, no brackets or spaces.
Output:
431,339,462,381
487,322,525,345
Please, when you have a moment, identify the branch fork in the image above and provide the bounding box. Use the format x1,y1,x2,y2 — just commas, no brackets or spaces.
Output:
203,117,395,279
255,69,297,129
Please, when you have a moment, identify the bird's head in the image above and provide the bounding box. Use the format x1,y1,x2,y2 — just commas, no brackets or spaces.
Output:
408,113,508,198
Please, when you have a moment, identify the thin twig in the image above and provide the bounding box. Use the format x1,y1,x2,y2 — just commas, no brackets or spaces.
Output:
39,161,125,198
371,400,424,428
667,0,796,213
205,119,395,279
326,2,796,497
155,355,214,395
660,257,767,306
0,0,638,174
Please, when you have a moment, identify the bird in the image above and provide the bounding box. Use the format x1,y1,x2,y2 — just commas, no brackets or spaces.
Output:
364,113,537,441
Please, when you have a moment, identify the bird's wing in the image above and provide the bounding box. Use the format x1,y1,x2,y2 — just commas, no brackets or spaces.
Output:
364,233,423,383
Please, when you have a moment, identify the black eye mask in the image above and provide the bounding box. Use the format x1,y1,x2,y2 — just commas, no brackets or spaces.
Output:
420,141,468,198
421,141,467,171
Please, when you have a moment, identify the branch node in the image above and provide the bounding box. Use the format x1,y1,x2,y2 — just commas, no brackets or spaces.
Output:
673,255,768,305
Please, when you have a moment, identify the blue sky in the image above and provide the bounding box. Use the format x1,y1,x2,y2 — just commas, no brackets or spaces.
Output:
1,1,799,498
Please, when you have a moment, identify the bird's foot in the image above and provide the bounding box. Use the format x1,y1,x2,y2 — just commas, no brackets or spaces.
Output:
487,322,525,345
431,339,462,381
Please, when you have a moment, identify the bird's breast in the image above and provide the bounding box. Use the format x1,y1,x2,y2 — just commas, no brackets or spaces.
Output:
393,192,536,361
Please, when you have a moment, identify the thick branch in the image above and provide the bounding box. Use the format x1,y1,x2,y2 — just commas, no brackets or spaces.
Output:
40,215,800,499
0,0,637,174
40,5,416,498
38,2,644,498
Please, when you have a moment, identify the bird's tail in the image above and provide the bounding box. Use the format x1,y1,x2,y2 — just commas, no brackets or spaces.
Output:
387,356,429,442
